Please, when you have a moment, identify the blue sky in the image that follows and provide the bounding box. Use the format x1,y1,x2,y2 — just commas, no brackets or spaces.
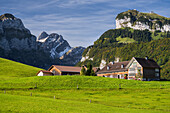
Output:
1,0,170,47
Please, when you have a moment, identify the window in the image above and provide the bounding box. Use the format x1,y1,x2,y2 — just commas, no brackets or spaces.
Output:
107,66,110,70
52,70,56,74
155,73,159,77
155,68,159,72
121,64,124,68
129,68,135,73
133,62,137,67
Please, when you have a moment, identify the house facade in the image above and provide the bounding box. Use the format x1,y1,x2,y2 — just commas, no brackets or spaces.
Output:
126,57,160,80
48,65,81,75
97,57,161,81
97,61,129,79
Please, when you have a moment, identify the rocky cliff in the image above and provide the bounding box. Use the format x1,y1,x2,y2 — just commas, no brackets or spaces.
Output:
0,13,36,51
0,13,85,69
37,31,71,59
116,10,170,32
60,46,85,65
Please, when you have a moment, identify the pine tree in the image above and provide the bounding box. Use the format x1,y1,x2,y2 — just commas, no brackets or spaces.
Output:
90,70,96,76
80,66,86,75
86,63,92,76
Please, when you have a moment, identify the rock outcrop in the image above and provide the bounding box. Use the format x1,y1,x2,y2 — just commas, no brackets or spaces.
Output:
0,13,36,51
37,32,71,59
116,10,170,32
60,46,85,65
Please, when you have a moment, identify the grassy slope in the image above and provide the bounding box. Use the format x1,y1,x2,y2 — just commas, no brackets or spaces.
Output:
0,57,41,80
0,58,170,113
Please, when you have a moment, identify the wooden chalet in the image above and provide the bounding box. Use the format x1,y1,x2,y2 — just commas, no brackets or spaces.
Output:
37,70,53,76
48,65,81,75
97,57,161,81
126,57,161,81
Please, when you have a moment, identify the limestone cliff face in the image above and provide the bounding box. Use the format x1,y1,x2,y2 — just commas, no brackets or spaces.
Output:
0,13,36,51
116,10,170,32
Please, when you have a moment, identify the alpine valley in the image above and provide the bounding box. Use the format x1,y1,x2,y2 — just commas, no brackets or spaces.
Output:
0,13,85,69
78,10,170,79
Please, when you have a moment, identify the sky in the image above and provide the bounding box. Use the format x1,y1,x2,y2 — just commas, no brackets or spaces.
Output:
1,0,170,47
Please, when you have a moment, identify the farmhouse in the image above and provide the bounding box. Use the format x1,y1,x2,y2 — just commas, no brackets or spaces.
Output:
127,57,160,81
48,65,81,75
97,57,161,81
97,61,129,79
37,70,53,76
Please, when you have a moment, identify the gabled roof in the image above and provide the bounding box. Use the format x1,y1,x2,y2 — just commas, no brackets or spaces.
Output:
37,70,53,75
126,57,160,68
48,65,81,73
97,61,129,74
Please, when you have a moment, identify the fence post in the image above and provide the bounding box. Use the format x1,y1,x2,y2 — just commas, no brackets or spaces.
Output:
54,96,55,99
30,92,32,96
89,100,91,103
4,90,6,94
35,83,37,89
77,84,79,90
119,84,121,89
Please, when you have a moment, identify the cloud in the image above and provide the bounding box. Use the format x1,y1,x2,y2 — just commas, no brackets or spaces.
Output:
1,0,170,47
22,12,114,47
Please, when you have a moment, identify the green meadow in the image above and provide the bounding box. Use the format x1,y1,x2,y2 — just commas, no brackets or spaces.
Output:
0,57,170,113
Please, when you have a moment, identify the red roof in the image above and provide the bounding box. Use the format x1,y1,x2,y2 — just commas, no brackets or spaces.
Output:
50,65,81,72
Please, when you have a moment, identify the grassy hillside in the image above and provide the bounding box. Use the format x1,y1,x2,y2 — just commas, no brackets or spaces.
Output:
0,57,170,113
0,57,41,80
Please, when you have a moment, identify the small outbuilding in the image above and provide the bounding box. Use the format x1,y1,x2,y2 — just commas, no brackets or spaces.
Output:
37,70,53,76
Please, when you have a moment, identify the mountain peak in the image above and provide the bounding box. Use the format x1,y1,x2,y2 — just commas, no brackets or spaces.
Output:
0,13,16,21
37,31,48,40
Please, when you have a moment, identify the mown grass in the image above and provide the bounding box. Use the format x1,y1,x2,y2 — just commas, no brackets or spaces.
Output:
0,57,170,113
1,93,167,113
0,76,170,89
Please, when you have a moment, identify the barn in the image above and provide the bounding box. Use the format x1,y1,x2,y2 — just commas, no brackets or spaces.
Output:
48,65,81,75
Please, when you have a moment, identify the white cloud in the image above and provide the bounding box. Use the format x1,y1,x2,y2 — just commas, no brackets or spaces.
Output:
22,12,114,47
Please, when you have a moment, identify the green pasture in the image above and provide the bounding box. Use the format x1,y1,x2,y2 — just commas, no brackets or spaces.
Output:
0,57,170,113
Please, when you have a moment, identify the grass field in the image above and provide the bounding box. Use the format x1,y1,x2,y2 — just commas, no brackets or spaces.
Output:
0,57,170,113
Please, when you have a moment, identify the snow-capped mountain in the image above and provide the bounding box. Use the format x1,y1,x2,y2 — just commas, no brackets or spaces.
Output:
37,32,71,59
0,13,85,69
